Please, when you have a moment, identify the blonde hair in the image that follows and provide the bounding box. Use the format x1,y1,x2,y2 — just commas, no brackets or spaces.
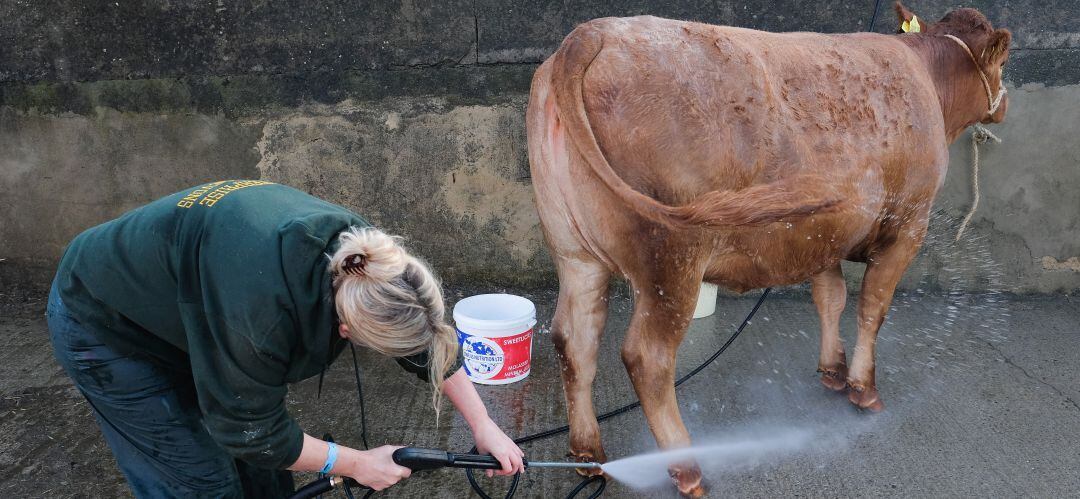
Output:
329,227,458,418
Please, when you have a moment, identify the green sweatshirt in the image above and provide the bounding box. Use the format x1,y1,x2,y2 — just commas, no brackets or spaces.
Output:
56,180,435,469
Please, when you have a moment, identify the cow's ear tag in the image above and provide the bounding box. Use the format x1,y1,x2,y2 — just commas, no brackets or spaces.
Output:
901,15,921,33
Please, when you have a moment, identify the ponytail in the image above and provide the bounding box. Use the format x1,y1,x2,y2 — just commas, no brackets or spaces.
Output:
330,227,459,419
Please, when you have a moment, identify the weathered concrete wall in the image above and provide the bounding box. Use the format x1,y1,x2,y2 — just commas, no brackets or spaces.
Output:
1,1,1078,292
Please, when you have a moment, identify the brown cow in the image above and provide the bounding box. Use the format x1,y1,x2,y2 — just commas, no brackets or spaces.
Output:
527,3,1010,496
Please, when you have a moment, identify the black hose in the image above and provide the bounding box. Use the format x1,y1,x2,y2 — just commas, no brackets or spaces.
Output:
868,0,883,32
288,469,366,499
465,288,772,499
349,343,370,450
290,477,337,499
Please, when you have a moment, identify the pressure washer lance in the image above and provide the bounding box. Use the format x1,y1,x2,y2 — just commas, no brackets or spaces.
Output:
288,447,602,499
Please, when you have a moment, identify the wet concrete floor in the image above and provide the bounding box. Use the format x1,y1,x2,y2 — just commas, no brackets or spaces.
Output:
2,284,1078,497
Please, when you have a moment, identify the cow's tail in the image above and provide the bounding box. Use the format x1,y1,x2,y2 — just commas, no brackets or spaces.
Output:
550,24,842,228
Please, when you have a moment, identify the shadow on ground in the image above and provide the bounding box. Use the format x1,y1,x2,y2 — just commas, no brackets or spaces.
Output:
2,281,1078,497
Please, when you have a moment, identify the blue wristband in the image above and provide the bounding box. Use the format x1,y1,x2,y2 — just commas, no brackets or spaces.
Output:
320,442,339,474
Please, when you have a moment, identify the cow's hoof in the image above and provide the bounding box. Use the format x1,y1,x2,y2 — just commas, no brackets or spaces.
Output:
569,449,606,477
669,463,705,498
846,381,884,412
817,365,848,392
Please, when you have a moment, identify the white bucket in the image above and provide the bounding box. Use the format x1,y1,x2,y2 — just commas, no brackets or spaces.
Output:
453,294,537,385
693,282,719,319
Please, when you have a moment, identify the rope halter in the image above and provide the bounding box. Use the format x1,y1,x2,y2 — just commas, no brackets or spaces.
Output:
943,34,1007,242
942,34,1007,117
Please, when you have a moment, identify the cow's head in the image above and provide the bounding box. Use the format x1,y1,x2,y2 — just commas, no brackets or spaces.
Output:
895,2,1012,124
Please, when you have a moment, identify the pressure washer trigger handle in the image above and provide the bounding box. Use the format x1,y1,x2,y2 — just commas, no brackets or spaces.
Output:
392,447,454,471
391,447,505,471
445,451,504,470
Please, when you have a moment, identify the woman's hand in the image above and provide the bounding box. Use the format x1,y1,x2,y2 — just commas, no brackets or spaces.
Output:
440,368,524,476
473,418,525,477
289,435,411,491
347,445,412,490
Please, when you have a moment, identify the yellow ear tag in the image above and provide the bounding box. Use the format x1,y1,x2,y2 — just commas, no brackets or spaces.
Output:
901,15,921,33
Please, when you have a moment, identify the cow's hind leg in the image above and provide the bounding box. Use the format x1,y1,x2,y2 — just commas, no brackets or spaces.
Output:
848,226,925,411
811,264,848,392
622,270,705,497
551,257,612,471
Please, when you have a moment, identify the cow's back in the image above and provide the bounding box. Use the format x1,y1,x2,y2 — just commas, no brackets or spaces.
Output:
575,16,946,207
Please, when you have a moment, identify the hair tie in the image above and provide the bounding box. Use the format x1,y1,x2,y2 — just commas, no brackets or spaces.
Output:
341,253,367,276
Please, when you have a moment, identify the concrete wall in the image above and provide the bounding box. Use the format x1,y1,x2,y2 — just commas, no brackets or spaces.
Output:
2,1,1078,293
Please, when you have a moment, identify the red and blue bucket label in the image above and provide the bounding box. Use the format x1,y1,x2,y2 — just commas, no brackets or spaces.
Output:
457,328,533,383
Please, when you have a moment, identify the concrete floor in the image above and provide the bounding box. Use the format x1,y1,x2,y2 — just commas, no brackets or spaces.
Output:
1,283,1078,498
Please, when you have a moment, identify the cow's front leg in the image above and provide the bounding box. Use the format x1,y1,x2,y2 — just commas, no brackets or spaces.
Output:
848,227,925,411
551,258,612,471
811,264,848,391
622,277,704,497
